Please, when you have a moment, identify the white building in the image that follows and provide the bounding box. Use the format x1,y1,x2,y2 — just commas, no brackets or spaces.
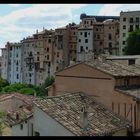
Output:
0,93,36,136
119,11,140,55
8,43,23,84
77,26,94,62
1,42,23,84
1,48,8,80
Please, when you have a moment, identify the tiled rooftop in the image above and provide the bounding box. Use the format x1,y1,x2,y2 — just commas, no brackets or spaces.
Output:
0,93,35,126
116,88,140,100
5,106,33,126
86,58,140,77
34,92,131,136
0,93,36,105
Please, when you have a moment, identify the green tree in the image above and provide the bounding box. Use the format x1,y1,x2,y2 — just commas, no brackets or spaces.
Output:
36,76,55,97
124,28,140,55
0,78,9,92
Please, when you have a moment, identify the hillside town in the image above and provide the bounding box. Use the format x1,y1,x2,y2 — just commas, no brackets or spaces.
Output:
0,9,140,136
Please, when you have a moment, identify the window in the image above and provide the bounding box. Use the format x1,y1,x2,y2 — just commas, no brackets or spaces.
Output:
80,46,84,52
136,17,139,22
123,25,126,29
37,57,40,61
47,55,50,60
97,35,100,39
86,47,88,50
128,59,135,65
34,131,40,136
56,66,59,71
100,42,103,45
79,39,81,42
123,33,126,37
48,62,51,67
96,28,98,31
108,34,112,40
80,32,82,35
16,61,18,66
136,25,139,29
16,67,18,71
57,52,59,57
84,32,87,37
10,47,12,51
123,17,126,21
29,73,32,77
73,32,75,35
48,39,51,43
85,39,88,43
16,54,18,57
122,41,126,45
130,17,133,23
129,25,133,32
17,74,19,79
47,48,49,52
20,124,23,130
88,32,90,35
37,52,40,55
109,26,111,29
109,42,112,48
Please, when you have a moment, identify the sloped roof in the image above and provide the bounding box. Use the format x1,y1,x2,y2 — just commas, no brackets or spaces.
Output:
4,106,33,126
34,92,131,136
85,59,140,77
0,93,36,105
116,88,140,101
0,93,35,126
56,58,140,77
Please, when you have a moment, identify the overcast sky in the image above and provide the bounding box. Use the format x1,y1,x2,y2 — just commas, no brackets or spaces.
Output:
0,4,140,50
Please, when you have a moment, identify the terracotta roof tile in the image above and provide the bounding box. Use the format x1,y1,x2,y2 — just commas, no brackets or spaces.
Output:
34,92,131,136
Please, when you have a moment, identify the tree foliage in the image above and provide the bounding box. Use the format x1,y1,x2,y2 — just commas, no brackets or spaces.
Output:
0,78,9,92
36,76,55,97
0,76,55,97
124,29,140,55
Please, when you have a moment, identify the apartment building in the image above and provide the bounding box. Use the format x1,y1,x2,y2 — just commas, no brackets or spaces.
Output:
1,48,8,80
1,29,56,86
119,11,140,55
77,26,94,62
21,29,55,86
80,13,120,56
54,23,80,70
1,42,22,84
103,19,119,55
67,23,79,62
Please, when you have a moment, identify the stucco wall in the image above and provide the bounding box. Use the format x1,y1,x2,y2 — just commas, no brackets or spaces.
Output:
11,117,33,136
34,106,75,136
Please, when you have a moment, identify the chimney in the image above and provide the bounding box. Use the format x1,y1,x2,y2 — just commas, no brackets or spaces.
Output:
36,29,38,34
16,113,19,120
80,106,88,131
